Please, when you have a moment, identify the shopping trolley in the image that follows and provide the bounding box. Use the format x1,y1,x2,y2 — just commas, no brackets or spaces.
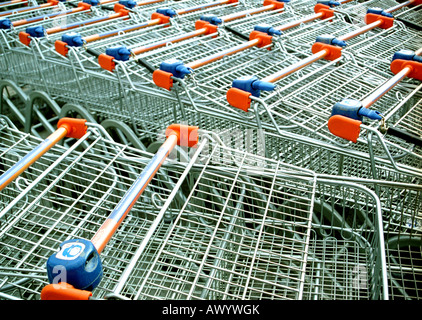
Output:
54,0,258,70
0,0,223,52
329,48,422,135
0,1,292,136
330,0,421,25
0,0,253,98
0,0,76,19
0,0,120,45
0,116,389,300
93,129,388,300
0,116,193,300
90,0,286,71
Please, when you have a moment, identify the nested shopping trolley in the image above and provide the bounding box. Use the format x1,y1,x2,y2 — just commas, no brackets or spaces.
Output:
0,116,193,300
0,116,388,300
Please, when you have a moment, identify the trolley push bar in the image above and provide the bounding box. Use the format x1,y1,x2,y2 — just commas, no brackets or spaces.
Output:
95,0,257,71
151,0,354,90
17,1,134,46
57,0,248,59
152,23,283,90
53,0,171,56
0,0,31,9
273,0,354,32
328,48,422,145
225,2,418,112
40,124,199,300
0,0,119,28
0,0,70,18
0,1,93,30
0,117,88,192
95,0,288,71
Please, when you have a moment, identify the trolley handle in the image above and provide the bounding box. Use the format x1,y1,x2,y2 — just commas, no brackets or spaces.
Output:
18,3,131,46
329,48,422,142
41,124,199,300
0,0,59,18
95,0,287,71
152,24,283,90
0,118,87,192
225,1,417,111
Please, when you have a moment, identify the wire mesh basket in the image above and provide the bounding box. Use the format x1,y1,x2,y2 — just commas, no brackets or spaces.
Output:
0,117,388,300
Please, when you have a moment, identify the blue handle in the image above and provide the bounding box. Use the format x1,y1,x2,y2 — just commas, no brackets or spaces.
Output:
26,26,46,38
332,98,383,121
199,14,222,25
358,107,383,120
254,24,282,36
252,80,276,92
118,0,137,8
46,239,103,291
316,34,347,47
392,49,422,63
106,46,132,61
0,18,12,30
159,59,192,78
62,32,84,47
317,0,340,7
232,75,275,97
367,7,394,18
83,0,100,6
156,7,177,17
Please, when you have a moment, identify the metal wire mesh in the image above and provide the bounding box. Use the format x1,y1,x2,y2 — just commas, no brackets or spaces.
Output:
105,137,387,300
0,0,421,302
0,117,188,299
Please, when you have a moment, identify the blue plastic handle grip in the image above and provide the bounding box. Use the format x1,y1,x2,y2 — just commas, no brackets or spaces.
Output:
159,59,192,78
26,26,46,38
106,46,132,61
0,18,11,30
232,76,275,97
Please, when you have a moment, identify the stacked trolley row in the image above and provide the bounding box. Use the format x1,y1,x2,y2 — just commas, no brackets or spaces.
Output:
0,116,389,300
0,0,421,300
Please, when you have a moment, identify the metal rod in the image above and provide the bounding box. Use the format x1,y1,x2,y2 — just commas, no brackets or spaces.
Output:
83,19,162,44
12,6,88,27
220,4,280,23
276,12,324,32
0,2,56,17
337,20,382,41
46,11,127,35
185,39,261,70
113,136,209,295
0,0,28,8
262,49,328,83
90,133,178,254
0,126,68,192
175,0,230,15
384,0,414,13
361,67,411,109
131,27,207,55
